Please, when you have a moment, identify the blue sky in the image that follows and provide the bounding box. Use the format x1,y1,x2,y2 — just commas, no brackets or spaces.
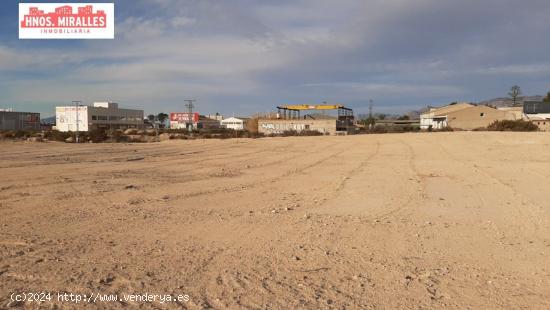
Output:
1,0,550,117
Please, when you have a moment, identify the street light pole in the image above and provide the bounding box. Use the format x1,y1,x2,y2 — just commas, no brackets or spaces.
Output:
72,100,82,143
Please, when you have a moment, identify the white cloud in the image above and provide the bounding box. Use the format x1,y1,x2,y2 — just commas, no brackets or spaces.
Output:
299,82,464,99
477,64,550,76
171,16,196,28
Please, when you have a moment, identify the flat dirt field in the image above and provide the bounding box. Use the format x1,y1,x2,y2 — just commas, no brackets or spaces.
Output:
1,132,550,309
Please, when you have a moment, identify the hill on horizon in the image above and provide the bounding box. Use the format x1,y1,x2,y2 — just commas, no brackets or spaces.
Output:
478,95,543,108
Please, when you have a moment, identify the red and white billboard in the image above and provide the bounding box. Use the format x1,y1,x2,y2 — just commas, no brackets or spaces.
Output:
170,113,199,123
19,3,114,39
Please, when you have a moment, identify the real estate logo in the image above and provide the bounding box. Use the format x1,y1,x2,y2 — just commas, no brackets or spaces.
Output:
19,3,114,39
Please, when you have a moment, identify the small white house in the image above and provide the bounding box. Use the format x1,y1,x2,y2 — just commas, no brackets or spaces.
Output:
220,117,248,130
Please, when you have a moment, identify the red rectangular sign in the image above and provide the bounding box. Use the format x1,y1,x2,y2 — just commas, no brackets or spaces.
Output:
170,112,199,123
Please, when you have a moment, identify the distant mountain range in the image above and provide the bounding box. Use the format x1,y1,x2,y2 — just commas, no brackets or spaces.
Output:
477,95,544,108
41,116,56,124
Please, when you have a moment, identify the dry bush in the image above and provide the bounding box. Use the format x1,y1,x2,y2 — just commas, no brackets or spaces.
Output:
43,130,71,142
282,130,323,136
0,131,15,139
434,126,454,132
371,125,388,134
487,120,538,132
86,128,108,143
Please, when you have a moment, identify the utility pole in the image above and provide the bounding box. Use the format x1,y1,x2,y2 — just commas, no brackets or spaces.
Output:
368,99,374,130
154,115,159,142
72,100,82,143
368,99,373,119
184,99,196,131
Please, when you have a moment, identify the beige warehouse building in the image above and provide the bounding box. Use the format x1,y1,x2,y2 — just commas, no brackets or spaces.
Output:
421,103,518,130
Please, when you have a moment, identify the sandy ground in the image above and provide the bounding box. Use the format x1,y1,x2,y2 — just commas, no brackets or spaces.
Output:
1,132,550,309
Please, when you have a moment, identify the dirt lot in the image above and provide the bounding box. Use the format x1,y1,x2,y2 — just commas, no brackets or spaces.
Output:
1,132,549,309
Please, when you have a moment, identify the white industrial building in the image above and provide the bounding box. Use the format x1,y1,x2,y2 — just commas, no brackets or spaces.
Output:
55,102,144,132
220,117,249,130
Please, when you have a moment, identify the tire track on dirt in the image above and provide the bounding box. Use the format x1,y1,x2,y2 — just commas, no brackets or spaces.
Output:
167,141,349,201
346,137,425,221
147,141,353,307
0,140,311,194
333,140,381,193
432,138,547,232
375,137,429,220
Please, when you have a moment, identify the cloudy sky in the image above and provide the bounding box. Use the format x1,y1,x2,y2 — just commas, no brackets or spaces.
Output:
1,0,549,117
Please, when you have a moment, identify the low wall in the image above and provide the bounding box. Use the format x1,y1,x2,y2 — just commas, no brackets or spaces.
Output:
258,119,337,135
